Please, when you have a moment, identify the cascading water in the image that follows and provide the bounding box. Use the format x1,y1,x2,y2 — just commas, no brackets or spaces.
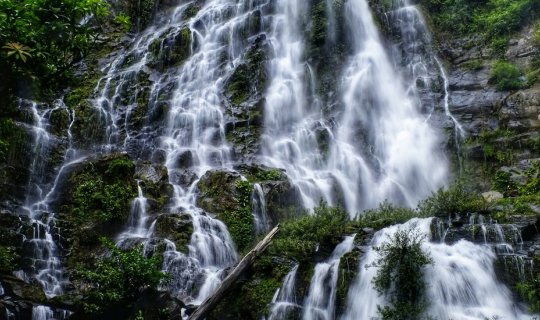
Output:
116,180,151,247
252,183,270,234
17,100,80,298
386,0,465,157
342,218,534,320
268,265,300,320
81,0,271,304
302,235,355,320
262,0,447,216
159,0,271,302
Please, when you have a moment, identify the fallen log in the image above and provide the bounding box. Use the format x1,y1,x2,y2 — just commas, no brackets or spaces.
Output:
188,224,280,320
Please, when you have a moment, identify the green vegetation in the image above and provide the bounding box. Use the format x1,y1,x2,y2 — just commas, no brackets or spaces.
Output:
221,180,255,253
491,162,540,219
421,0,540,53
371,229,433,320
489,61,524,91
466,128,516,163
0,245,17,273
74,238,167,315
270,202,349,261
72,175,135,223
0,0,111,97
356,200,424,230
417,182,488,217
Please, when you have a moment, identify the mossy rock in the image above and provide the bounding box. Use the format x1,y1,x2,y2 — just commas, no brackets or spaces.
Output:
135,162,172,212
224,35,268,107
335,248,362,317
56,153,137,268
148,27,191,71
1,276,47,303
154,213,192,253
196,170,243,214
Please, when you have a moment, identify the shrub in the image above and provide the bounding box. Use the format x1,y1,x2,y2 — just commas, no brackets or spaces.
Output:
74,238,167,315
417,182,488,217
356,200,424,230
371,229,433,320
0,0,111,95
270,202,349,260
489,61,524,91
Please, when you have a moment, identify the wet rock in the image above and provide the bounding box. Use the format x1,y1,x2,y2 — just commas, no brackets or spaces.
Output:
196,169,242,214
135,161,168,184
129,288,185,320
154,213,193,253
482,191,504,202
260,180,302,225
1,276,46,303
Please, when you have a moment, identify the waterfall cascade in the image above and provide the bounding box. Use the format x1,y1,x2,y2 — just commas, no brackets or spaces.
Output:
6,0,539,318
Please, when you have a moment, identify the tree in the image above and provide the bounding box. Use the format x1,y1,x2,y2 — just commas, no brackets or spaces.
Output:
0,0,110,98
371,229,433,320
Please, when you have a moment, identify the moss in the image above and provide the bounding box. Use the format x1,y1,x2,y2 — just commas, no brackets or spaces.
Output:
182,3,200,20
335,249,361,315
0,245,18,273
154,214,192,253
225,37,268,106
461,59,484,71
57,154,137,268
148,27,191,71
221,180,255,253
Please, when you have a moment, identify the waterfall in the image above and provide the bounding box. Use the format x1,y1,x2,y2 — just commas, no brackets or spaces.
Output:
17,99,82,298
302,235,355,320
342,218,534,320
262,0,448,216
252,183,270,234
116,180,151,247
268,265,300,320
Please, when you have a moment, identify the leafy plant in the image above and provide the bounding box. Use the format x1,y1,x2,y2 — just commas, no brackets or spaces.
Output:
356,200,424,230
270,202,349,260
0,0,111,95
2,42,32,62
74,238,167,315
489,61,524,91
417,182,488,217
371,229,433,320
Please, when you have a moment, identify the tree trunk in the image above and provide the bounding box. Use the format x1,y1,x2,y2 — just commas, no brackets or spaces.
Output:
188,225,280,320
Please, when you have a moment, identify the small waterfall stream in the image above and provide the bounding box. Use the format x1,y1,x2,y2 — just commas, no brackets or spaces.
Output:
268,265,300,320
17,100,81,298
302,235,355,320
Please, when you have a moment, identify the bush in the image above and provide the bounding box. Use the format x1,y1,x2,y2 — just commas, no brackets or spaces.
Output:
489,61,524,91
417,182,488,217
72,175,135,223
356,200,424,230
371,229,433,320
74,238,167,315
270,202,349,260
